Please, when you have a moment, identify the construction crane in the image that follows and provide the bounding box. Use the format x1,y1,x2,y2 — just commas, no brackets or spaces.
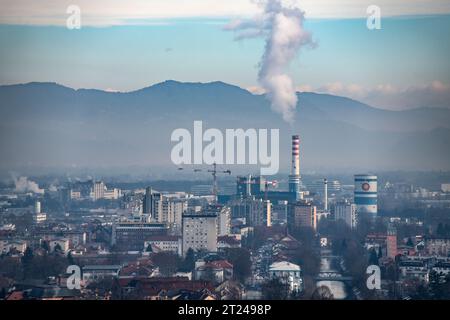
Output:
183,162,231,201
239,176,278,201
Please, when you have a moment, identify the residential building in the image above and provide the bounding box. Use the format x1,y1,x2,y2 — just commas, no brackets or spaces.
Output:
194,259,233,283
288,201,317,230
111,222,169,251
82,265,122,283
425,236,450,256
334,201,357,229
144,235,182,256
182,211,217,256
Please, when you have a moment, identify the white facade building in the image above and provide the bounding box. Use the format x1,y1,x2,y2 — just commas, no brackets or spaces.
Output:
334,201,357,229
49,238,70,253
0,240,27,255
182,212,217,256
269,261,303,293
144,236,182,256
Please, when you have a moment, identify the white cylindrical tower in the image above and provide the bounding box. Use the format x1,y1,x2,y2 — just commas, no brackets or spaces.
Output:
324,178,328,211
354,174,377,219
35,201,41,214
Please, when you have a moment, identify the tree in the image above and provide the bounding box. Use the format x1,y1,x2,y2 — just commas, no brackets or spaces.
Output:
436,223,445,237
369,248,379,266
41,241,50,252
293,246,320,277
261,278,289,300
152,252,181,277
21,247,34,279
54,243,62,253
0,256,22,280
179,248,195,272
201,267,217,283
67,251,75,265
224,248,251,283
406,237,414,247
377,246,383,259
311,285,334,300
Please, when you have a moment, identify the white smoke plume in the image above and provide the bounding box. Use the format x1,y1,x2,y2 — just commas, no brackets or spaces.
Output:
225,0,314,124
13,176,45,194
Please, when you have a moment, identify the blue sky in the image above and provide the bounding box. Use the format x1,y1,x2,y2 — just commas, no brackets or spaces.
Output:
0,2,449,109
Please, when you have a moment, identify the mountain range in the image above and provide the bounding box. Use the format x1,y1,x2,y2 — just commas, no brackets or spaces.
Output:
0,80,449,174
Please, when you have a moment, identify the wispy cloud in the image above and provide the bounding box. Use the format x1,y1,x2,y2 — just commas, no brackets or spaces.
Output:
1,0,449,26
247,81,450,110
312,81,450,110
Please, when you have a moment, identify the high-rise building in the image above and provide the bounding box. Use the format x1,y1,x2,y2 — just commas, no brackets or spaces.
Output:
92,181,106,200
198,204,232,236
334,201,357,229
182,211,218,256
143,188,187,232
288,201,317,230
33,200,47,223
271,200,288,225
386,225,398,259
35,201,41,214
111,222,169,251
236,175,265,198
288,135,301,200
354,174,378,219
143,187,160,215
229,197,271,227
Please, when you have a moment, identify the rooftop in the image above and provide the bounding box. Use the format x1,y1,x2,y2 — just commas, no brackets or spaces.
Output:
269,261,301,272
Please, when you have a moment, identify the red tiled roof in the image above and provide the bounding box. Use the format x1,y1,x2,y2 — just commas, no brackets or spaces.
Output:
7,291,24,300
119,277,214,297
205,260,233,269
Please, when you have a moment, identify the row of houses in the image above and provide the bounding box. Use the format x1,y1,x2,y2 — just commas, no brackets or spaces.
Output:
398,257,450,282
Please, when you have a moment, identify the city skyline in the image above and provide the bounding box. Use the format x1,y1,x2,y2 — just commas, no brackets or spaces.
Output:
1,0,450,304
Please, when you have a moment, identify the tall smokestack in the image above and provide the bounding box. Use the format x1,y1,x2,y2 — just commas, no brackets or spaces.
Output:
291,135,300,176
289,135,301,200
324,178,328,211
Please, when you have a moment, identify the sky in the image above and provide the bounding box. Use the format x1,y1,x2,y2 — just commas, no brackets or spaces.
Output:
0,0,450,110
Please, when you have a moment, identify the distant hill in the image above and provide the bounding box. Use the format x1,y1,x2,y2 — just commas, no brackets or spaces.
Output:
0,80,449,173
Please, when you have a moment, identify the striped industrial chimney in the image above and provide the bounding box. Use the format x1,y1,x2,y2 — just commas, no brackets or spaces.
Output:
291,135,300,176
289,135,301,200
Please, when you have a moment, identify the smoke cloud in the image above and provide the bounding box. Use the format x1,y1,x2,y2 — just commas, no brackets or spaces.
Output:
225,0,314,124
13,176,44,194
